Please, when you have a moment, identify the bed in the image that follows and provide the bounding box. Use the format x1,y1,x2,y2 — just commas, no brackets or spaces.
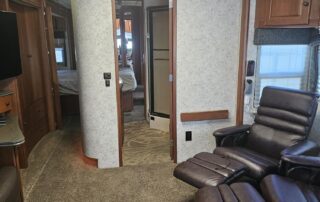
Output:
119,67,137,112
57,70,80,115
58,70,79,95
57,68,137,115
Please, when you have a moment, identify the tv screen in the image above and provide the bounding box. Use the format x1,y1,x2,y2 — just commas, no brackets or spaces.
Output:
0,11,22,80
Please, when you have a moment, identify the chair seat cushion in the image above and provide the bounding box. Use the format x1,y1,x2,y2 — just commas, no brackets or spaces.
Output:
214,147,278,179
195,183,265,202
261,175,320,202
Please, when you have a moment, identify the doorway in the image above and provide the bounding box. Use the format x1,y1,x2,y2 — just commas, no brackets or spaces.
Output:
114,0,176,166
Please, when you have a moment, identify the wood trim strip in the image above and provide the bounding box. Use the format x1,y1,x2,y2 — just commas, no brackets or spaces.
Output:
112,0,123,167
142,0,147,120
172,0,177,163
45,7,63,129
181,110,229,122
236,0,250,126
38,4,56,131
169,0,177,163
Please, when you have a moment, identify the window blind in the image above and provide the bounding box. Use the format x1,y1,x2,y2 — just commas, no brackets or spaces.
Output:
254,45,309,107
254,28,317,45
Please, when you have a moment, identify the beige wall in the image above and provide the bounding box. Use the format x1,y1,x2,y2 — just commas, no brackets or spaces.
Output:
176,0,242,162
71,0,119,168
71,0,246,167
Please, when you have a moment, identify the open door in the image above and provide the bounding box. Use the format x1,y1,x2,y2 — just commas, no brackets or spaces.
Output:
44,7,62,129
148,7,171,132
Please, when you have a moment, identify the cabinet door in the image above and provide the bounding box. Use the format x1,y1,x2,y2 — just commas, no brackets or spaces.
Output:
265,0,311,26
10,2,49,154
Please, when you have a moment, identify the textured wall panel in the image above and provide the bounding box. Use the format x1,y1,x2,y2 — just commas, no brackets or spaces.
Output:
71,0,119,168
176,0,242,162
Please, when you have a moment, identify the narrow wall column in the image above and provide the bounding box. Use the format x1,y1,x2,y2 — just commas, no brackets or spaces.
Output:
71,0,119,168
176,0,242,162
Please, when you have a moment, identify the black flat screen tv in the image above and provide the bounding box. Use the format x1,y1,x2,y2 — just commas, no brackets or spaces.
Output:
0,11,22,80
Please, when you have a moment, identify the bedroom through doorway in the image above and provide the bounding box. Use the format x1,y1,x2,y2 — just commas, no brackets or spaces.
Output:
115,0,173,166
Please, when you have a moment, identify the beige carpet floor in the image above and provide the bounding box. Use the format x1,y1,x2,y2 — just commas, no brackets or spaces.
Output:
21,117,196,202
123,121,172,166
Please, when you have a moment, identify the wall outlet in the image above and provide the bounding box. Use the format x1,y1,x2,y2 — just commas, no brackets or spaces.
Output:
186,131,192,141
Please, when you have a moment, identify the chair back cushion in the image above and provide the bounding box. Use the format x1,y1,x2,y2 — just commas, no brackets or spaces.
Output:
246,87,318,159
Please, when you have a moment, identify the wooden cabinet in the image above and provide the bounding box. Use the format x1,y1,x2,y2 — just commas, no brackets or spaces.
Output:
10,2,50,156
0,95,12,113
256,0,320,28
0,0,58,168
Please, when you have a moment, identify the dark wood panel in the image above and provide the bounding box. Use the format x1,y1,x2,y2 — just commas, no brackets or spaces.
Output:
180,110,229,122
0,0,9,10
121,91,134,112
0,0,56,169
60,95,80,116
9,1,50,165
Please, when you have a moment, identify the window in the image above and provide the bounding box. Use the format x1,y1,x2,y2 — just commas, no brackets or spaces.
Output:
254,45,309,106
55,48,65,64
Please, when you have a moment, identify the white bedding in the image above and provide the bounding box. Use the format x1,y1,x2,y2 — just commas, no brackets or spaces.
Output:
58,70,79,95
119,67,137,92
57,68,137,95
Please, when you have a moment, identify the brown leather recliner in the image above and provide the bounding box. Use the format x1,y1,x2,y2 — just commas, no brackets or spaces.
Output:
214,87,320,179
0,167,21,202
195,155,320,202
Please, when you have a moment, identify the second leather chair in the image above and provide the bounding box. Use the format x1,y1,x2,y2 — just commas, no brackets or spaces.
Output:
196,155,320,202
213,87,320,179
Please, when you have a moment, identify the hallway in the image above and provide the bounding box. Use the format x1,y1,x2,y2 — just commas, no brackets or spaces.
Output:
21,117,195,202
123,121,171,166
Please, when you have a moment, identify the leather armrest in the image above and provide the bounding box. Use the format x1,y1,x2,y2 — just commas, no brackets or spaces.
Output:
281,155,320,168
280,155,320,185
214,125,251,137
281,140,320,156
213,125,251,147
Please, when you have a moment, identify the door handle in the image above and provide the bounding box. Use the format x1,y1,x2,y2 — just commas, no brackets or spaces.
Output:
303,1,310,6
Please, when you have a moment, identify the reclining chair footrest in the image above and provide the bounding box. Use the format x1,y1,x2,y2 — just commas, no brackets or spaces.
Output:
174,152,246,188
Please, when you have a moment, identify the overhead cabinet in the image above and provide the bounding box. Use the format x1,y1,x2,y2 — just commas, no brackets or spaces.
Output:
255,0,320,28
